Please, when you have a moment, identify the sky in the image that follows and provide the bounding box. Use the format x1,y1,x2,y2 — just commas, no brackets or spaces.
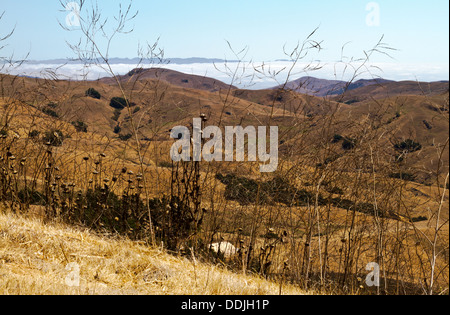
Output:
0,0,449,83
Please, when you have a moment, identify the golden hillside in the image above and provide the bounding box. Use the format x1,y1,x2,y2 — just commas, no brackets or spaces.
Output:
1,70,448,295
0,209,307,295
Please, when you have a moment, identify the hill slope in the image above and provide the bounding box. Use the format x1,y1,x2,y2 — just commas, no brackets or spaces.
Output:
274,76,393,96
335,80,449,103
0,73,298,142
98,68,236,92
0,210,307,295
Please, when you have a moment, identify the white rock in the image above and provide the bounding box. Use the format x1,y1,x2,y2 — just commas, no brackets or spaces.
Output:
209,242,237,258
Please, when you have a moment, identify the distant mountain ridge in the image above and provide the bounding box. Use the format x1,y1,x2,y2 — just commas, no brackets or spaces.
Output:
19,57,238,65
95,67,447,97
334,80,450,103
5,58,448,94
274,76,394,96
10,58,447,97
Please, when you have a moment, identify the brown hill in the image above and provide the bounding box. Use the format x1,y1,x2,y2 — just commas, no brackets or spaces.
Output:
334,80,449,103
273,76,393,97
0,73,297,143
98,68,236,93
1,71,448,185
232,88,348,117
324,92,449,184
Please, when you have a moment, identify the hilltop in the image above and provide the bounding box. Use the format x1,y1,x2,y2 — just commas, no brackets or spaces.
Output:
333,80,449,102
98,68,237,92
273,76,388,96
273,76,448,98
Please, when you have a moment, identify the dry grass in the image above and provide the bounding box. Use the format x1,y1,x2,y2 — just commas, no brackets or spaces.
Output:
0,209,309,295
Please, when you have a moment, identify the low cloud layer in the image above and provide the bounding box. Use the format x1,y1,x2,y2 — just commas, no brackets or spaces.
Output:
2,60,448,89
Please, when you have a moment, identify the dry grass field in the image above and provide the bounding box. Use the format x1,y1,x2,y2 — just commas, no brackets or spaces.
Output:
0,209,308,295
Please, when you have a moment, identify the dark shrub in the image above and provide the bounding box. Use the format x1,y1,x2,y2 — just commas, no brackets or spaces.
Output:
332,134,343,143
43,130,65,147
411,216,428,223
216,173,263,205
47,102,58,109
215,174,393,219
344,99,359,105
394,139,422,153
18,188,46,205
42,108,59,118
422,120,432,130
267,176,316,206
158,161,173,168
112,109,121,121
71,121,88,133
110,97,128,110
118,133,132,141
389,172,416,181
127,68,145,76
113,125,121,134
85,88,101,99
326,186,344,195
319,154,341,167
215,173,315,206
342,138,356,150
29,130,40,138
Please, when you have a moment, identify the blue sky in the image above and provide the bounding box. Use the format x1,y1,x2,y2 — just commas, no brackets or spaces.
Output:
0,0,449,80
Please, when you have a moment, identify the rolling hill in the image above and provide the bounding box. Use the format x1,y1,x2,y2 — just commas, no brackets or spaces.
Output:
333,80,449,103
0,67,449,295
273,76,393,97
1,70,448,184
98,68,236,93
